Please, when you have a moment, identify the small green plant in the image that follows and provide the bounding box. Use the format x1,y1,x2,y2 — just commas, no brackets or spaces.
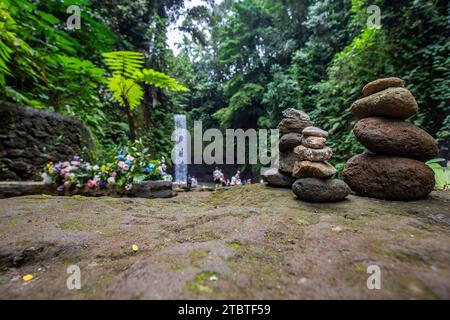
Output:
426,158,450,190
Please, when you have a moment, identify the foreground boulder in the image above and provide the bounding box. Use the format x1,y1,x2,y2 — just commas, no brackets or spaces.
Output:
343,154,435,201
354,117,438,161
262,168,297,188
362,77,405,97
351,87,418,119
292,178,351,202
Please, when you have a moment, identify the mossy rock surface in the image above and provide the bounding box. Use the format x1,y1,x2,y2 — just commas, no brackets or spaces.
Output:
0,184,449,299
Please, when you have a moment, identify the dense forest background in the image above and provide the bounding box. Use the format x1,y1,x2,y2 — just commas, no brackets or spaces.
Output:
1,0,449,171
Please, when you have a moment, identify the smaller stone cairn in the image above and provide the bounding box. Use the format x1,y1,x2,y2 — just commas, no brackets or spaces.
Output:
343,77,437,201
263,108,313,188
291,126,351,202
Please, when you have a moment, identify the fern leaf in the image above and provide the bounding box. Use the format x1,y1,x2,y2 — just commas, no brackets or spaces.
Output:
107,75,143,110
102,51,144,79
138,68,188,92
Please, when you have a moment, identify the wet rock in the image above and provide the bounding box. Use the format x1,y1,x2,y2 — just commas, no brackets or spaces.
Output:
354,117,438,161
294,145,333,162
279,133,303,152
362,77,405,97
279,149,298,173
301,136,326,149
262,168,296,188
292,161,336,178
292,178,351,202
343,154,435,201
302,126,329,138
351,87,418,119
282,108,311,121
277,118,314,134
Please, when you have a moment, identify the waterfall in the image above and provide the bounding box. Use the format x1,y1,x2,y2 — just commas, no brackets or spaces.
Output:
173,114,188,183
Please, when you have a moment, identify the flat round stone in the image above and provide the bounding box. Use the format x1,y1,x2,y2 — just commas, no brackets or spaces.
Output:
302,126,328,138
343,154,435,201
292,160,336,178
262,168,296,188
279,133,302,152
294,145,332,162
292,178,351,203
351,87,418,119
282,108,311,121
362,77,405,97
301,136,326,149
277,118,314,134
353,117,438,161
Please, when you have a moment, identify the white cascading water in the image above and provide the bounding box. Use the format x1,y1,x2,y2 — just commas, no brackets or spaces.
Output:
173,114,188,183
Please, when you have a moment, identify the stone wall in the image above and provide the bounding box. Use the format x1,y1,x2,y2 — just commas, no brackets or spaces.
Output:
0,101,93,181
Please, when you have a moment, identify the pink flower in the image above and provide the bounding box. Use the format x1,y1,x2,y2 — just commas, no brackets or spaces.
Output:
110,171,117,177
118,161,125,168
60,169,66,176
64,181,71,189
63,161,69,168
126,154,134,161
123,164,129,171
87,179,95,189
71,161,79,166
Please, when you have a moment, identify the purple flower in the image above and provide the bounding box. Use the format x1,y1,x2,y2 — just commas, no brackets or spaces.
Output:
56,185,64,193
118,155,124,161
99,180,108,189
72,155,81,161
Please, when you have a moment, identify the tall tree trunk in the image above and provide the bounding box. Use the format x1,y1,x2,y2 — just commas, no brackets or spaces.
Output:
143,85,157,129
123,97,136,142
143,86,152,129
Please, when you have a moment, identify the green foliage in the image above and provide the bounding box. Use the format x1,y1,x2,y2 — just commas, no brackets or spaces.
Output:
102,51,145,79
426,159,450,190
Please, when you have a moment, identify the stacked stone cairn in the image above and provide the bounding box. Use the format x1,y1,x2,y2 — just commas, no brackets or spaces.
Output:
343,77,437,201
291,126,351,202
263,108,313,188
263,108,350,202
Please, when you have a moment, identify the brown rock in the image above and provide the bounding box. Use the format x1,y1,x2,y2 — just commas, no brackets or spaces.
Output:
354,117,438,161
294,145,332,162
362,77,405,97
262,168,296,188
279,149,298,173
302,126,329,138
279,133,303,152
277,118,314,134
351,87,418,119
293,161,336,178
343,154,435,201
301,136,326,149
282,108,311,121
292,178,351,203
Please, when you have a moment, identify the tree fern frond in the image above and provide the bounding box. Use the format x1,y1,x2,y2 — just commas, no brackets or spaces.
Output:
102,51,144,79
107,75,144,110
138,68,188,92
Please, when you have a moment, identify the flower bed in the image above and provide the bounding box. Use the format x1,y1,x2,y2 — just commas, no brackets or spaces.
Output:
41,141,173,197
